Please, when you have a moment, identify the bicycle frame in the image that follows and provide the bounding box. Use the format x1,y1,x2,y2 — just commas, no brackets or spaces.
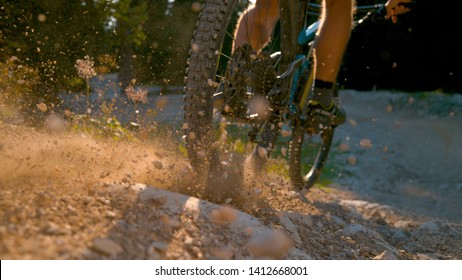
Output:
182,0,393,190
278,1,386,121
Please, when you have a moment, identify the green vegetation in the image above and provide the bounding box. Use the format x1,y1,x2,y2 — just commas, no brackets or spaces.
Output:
66,101,137,141
1,0,200,124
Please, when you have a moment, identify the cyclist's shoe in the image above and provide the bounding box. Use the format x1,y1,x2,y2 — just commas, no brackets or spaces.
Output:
307,98,346,129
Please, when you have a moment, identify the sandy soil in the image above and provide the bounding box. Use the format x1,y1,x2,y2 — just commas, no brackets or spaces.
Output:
0,90,461,260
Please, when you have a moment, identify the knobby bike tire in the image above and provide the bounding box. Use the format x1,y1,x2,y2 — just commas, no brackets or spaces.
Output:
184,0,272,178
184,0,233,176
287,66,336,190
288,121,334,190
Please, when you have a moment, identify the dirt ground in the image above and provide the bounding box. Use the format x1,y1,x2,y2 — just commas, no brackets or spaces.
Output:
0,90,461,260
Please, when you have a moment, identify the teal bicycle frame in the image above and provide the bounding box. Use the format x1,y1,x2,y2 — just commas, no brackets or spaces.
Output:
282,2,388,119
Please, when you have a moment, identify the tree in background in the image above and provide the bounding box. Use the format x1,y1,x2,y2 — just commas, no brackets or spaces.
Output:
0,0,113,121
137,0,199,90
112,0,148,91
0,0,200,123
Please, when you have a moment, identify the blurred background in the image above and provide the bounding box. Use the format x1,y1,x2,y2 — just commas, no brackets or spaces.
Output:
1,0,460,123
340,0,461,93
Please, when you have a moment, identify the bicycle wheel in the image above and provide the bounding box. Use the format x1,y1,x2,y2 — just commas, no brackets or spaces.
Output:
288,85,336,190
184,0,291,179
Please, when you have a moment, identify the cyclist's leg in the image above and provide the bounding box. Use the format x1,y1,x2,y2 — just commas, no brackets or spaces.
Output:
310,0,354,126
233,0,279,52
315,0,353,84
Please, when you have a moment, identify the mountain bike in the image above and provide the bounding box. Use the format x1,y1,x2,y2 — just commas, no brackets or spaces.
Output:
183,0,395,190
